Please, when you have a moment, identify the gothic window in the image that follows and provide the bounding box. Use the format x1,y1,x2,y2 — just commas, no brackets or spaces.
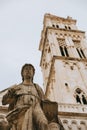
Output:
76,48,86,59
76,48,82,58
80,49,86,58
59,46,69,57
82,95,87,104
74,88,87,105
73,40,86,59
76,95,81,104
58,39,69,57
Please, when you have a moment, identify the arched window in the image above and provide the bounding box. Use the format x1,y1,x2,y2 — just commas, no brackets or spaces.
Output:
73,40,86,59
82,95,87,104
74,88,87,105
59,46,69,57
58,38,69,57
76,95,81,104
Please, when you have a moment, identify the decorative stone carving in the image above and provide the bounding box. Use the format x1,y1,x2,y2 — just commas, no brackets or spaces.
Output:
2,64,64,130
0,114,10,130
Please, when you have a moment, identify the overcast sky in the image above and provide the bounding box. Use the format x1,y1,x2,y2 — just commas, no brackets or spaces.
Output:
0,0,87,91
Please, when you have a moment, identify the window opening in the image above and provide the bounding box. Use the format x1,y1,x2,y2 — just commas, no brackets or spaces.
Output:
68,26,71,30
64,46,69,57
58,38,69,57
73,40,86,59
82,95,87,104
75,88,87,105
76,95,81,104
76,48,82,58
80,49,86,58
59,46,65,56
56,25,59,28
52,24,55,28
65,83,68,86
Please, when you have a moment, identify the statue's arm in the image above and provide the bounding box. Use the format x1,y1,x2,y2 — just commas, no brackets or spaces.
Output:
2,88,16,105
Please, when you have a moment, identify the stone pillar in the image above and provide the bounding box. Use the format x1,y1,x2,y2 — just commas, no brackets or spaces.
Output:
48,32,61,56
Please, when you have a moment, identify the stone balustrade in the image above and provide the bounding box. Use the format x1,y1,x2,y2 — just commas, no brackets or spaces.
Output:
58,103,87,113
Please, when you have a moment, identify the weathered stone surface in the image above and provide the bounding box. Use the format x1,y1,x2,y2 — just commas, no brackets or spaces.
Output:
0,114,10,130
2,64,64,130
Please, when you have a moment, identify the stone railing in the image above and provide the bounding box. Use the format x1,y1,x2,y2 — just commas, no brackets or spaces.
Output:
58,103,87,113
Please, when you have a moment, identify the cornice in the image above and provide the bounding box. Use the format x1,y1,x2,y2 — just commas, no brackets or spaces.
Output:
44,13,77,24
59,111,87,117
39,26,85,67
47,27,85,34
53,55,87,62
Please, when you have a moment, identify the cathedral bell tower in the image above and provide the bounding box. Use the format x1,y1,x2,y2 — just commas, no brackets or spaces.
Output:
39,13,87,130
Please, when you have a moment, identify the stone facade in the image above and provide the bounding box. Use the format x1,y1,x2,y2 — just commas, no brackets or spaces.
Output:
0,13,87,130
39,13,87,130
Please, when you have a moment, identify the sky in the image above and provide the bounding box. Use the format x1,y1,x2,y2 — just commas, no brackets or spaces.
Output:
0,0,87,91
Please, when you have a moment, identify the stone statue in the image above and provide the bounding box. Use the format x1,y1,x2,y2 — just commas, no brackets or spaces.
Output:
0,114,10,130
2,63,64,130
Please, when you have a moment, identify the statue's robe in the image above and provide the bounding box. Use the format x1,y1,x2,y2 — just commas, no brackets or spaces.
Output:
2,83,48,130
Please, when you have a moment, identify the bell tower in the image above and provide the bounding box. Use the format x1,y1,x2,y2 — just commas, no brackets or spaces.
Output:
39,13,87,130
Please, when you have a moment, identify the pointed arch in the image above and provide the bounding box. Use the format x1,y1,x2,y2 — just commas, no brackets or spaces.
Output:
74,88,87,105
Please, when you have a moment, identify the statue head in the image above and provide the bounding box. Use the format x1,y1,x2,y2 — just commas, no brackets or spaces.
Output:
21,63,35,81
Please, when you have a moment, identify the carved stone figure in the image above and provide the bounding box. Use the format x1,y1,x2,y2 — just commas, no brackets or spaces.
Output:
0,114,10,130
2,63,64,130
2,64,48,130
